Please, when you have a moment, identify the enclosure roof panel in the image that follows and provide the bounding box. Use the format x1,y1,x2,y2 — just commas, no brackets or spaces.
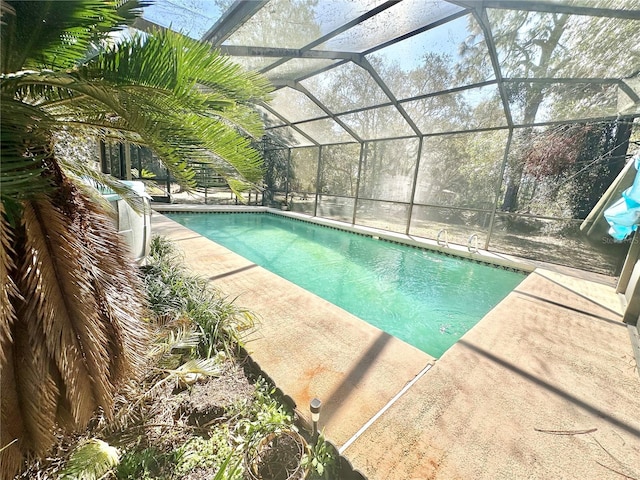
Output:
141,0,225,40
402,84,507,135
140,0,640,148
337,105,416,140
269,87,329,123
487,8,640,80
294,117,358,144
311,0,465,53
225,55,277,72
299,62,392,114
366,13,494,100
505,80,621,125
221,0,388,49
255,105,287,128
266,125,316,147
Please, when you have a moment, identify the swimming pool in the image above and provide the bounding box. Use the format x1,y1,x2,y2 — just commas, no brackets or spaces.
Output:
165,212,526,357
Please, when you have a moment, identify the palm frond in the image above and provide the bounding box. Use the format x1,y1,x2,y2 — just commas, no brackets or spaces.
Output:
8,298,61,456
0,95,54,206
5,27,272,193
1,4,274,476
7,71,197,187
211,102,267,139
61,160,148,215
0,229,60,461
59,438,120,480
19,199,109,426
168,358,223,387
1,1,145,74
0,335,29,478
175,358,223,377
82,29,271,188
0,202,18,365
178,113,265,182
150,326,202,365
88,28,272,106
67,188,148,387
1,172,147,477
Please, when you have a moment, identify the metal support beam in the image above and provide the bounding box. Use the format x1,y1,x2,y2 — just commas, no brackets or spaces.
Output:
201,0,268,46
259,101,321,148
485,128,514,250
356,56,422,137
219,45,356,60
474,6,514,128
352,143,366,225
406,137,424,235
314,146,323,217
301,0,401,52
293,83,364,144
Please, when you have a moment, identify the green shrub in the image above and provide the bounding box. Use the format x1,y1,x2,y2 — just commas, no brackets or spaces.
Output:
117,446,179,479
142,236,256,357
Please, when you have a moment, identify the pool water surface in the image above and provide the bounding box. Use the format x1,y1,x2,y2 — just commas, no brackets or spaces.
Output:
166,212,526,357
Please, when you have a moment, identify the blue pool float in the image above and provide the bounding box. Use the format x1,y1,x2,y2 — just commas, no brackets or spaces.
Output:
605,153,640,241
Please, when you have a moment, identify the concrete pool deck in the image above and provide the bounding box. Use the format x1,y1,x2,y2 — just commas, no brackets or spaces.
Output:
151,211,640,480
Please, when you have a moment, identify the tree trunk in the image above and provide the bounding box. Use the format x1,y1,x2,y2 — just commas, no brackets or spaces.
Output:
500,13,569,212
595,117,634,193
501,182,520,211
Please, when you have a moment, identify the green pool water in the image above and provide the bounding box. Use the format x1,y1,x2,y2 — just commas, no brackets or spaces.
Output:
166,212,526,357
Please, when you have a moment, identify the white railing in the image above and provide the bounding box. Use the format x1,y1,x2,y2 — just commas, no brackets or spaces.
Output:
436,229,449,247
467,233,479,253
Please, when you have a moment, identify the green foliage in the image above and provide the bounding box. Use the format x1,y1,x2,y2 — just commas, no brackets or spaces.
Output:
59,439,120,480
116,380,291,479
117,446,180,480
142,236,256,357
1,0,272,212
113,379,294,480
131,168,157,179
174,428,238,478
108,236,290,480
15,231,313,480
148,234,180,261
302,433,339,480
0,1,145,73
231,379,293,442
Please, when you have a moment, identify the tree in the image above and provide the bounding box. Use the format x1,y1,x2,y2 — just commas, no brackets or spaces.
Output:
262,145,289,204
319,144,360,197
459,7,637,212
491,10,569,211
518,119,635,219
0,1,271,477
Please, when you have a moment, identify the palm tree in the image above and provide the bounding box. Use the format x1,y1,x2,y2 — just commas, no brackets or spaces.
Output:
0,1,272,477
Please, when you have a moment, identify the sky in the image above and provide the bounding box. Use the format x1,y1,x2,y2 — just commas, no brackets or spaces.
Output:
142,0,226,39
